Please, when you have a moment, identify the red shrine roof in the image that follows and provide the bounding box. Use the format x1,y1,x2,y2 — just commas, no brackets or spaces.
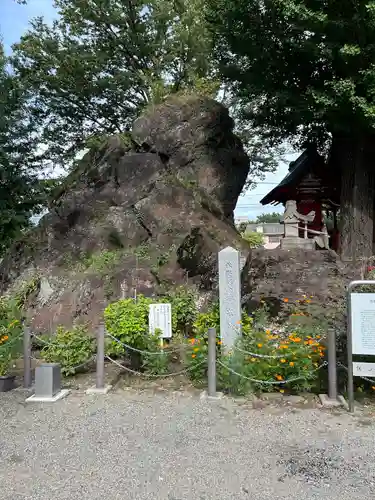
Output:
260,148,340,207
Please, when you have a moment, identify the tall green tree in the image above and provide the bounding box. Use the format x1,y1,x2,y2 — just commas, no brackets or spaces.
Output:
12,0,284,185
0,42,41,256
207,0,375,259
255,212,282,224
11,0,216,165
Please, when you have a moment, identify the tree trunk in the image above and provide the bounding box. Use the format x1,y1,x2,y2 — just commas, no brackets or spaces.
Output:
334,134,375,261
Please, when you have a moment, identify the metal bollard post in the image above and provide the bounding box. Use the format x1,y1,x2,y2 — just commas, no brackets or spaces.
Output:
96,324,105,390
23,326,32,388
327,328,338,401
207,327,217,397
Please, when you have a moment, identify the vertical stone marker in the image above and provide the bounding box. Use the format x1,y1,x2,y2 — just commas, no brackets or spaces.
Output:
218,246,241,350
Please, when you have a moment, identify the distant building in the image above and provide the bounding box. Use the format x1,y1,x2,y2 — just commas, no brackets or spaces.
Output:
245,222,284,249
234,215,250,225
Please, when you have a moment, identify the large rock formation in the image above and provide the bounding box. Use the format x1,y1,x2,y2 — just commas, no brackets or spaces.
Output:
0,95,250,332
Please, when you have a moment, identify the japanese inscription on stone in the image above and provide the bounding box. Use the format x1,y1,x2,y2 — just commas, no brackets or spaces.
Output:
218,246,241,350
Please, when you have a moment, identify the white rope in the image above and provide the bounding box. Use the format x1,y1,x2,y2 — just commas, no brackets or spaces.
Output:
105,354,205,378
32,333,68,349
338,362,375,384
217,359,327,385
30,354,96,371
106,332,188,355
233,344,296,359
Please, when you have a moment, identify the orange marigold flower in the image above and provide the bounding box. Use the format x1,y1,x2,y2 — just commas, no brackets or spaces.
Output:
217,340,222,345
283,298,289,303
275,375,283,381
316,335,321,339
280,344,288,349
289,362,295,367
257,343,263,348
190,338,196,344
191,354,196,358
292,337,301,343
3,335,8,341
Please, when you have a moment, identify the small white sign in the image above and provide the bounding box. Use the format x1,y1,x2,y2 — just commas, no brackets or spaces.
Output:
149,303,172,339
351,293,375,355
353,362,375,377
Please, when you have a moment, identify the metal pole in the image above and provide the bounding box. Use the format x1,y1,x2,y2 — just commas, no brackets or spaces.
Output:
207,327,217,397
347,282,356,413
23,326,32,388
96,324,105,389
327,328,337,401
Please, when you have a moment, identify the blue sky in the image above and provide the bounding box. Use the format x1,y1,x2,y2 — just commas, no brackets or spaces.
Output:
0,0,291,219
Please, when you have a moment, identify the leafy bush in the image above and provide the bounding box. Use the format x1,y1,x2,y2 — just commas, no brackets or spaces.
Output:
104,295,153,355
41,324,95,376
141,329,169,375
185,297,326,394
0,298,23,376
241,231,264,248
162,286,198,336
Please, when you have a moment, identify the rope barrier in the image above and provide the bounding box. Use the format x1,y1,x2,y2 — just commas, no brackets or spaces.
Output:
217,359,328,385
30,354,96,371
337,362,375,384
233,343,296,359
31,333,68,349
105,354,205,378
106,332,188,356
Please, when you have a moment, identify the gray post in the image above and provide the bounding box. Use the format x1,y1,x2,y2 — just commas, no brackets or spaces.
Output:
327,328,337,401
347,283,355,413
96,324,105,389
23,326,32,388
207,327,217,397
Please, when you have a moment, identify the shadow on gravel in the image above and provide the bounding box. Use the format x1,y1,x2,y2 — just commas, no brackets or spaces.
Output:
277,446,372,487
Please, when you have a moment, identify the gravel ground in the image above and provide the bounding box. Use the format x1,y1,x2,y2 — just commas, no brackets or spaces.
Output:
1,389,375,500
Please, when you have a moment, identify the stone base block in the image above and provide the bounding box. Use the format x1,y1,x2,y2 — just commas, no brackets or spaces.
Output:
26,389,70,403
281,237,315,250
200,390,224,401
86,385,113,395
319,394,347,409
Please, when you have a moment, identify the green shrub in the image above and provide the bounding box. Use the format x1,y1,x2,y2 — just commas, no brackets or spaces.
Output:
104,295,153,355
162,286,198,336
141,329,170,375
185,298,326,394
0,298,23,376
193,303,253,338
241,231,264,248
41,324,95,376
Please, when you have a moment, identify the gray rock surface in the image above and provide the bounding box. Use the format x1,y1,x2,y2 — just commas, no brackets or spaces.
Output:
0,95,249,332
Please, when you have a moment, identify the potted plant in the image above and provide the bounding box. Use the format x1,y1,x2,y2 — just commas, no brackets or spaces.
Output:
0,299,22,392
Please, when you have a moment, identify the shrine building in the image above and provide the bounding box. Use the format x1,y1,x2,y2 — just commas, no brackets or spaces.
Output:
260,147,340,251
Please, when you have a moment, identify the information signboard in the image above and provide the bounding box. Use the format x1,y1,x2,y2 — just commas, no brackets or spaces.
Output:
348,281,375,412
351,293,375,355
149,303,172,339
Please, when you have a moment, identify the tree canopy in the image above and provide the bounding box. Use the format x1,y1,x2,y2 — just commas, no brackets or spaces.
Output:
207,0,375,147
11,0,216,165
207,0,375,259
0,43,42,256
